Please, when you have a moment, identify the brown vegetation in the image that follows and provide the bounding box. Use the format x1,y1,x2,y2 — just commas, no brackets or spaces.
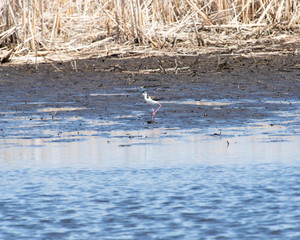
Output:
1,0,299,63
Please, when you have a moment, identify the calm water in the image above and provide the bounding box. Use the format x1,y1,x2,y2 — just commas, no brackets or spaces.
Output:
1,127,300,239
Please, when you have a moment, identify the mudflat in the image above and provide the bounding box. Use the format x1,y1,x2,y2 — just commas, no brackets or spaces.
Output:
0,53,299,139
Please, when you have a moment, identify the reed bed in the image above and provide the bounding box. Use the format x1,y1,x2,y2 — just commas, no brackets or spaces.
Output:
1,0,299,63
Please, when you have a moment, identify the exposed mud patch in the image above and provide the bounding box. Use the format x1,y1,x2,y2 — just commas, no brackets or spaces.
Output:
0,53,299,139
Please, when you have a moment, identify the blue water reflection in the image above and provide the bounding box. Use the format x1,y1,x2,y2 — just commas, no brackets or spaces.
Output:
0,129,300,239
1,165,300,239
1,128,300,169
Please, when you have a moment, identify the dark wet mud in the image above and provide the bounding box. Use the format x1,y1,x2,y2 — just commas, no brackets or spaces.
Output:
0,53,299,139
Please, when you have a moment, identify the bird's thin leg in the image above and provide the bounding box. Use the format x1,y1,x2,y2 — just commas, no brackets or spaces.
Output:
152,103,162,120
152,107,155,120
154,103,162,115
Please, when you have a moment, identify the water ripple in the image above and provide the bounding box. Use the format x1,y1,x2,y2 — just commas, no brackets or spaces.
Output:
1,165,300,239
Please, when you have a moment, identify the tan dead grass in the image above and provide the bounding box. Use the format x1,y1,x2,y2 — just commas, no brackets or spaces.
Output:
1,0,299,64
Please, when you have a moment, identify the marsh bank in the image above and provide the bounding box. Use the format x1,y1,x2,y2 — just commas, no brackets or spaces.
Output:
0,53,299,139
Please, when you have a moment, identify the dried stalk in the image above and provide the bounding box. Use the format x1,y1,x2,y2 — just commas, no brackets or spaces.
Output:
0,0,298,63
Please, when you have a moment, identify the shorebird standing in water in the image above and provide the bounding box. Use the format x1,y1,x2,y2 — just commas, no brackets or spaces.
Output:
142,91,162,120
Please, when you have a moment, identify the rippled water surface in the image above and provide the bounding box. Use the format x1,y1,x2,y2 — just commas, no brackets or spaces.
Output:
1,128,300,240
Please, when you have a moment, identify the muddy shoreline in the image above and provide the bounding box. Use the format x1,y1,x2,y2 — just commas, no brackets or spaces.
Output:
0,53,299,139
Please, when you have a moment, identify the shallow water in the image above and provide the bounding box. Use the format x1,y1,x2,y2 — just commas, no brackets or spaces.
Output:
1,126,300,239
1,164,300,240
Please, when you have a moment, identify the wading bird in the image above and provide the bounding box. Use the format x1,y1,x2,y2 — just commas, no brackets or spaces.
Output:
142,91,162,120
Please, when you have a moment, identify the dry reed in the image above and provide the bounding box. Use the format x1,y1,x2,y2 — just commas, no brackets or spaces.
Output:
1,0,299,63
